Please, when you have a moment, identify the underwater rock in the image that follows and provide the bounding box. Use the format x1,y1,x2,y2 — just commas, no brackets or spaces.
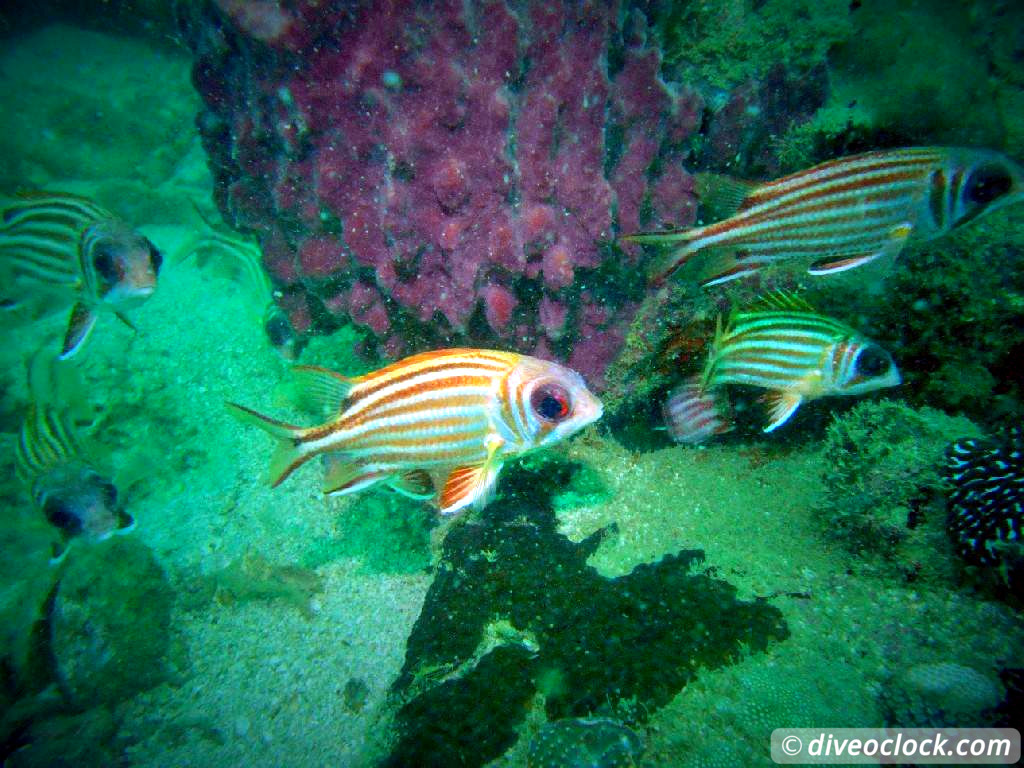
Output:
818,400,981,579
383,460,788,767
4,706,119,768
945,429,1024,583
49,537,176,708
178,0,703,387
882,662,1004,728
528,717,644,768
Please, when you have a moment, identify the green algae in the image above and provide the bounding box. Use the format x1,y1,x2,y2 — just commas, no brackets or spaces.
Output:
819,400,982,580
653,0,851,90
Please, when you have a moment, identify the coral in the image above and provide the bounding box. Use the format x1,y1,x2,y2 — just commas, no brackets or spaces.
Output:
818,401,982,580
528,717,644,768
49,537,178,708
881,662,1004,727
382,459,788,766
179,0,706,387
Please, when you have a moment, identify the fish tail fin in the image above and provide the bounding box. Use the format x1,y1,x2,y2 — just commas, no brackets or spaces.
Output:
226,402,310,487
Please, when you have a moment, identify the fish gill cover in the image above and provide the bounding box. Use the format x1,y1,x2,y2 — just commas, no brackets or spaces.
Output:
381,459,789,767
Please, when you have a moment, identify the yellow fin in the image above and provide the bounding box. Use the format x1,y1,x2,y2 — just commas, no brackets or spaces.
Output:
438,436,504,515
747,289,816,314
694,172,759,220
762,390,803,432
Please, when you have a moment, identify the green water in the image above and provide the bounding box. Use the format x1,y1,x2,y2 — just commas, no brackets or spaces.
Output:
1,5,1023,768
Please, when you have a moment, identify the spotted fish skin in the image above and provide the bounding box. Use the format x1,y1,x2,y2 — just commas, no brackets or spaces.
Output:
0,191,162,357
229,348,603,515
630,147,1024,286
945,430,1024,569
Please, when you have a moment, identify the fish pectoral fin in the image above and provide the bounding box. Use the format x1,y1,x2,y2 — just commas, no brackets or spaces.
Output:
322,457,387,496
116,509,136,532
289,365,355,417
808,223,912,276
761,391,803,433
59,303,97,359
388,469,435,500
439,436,504,515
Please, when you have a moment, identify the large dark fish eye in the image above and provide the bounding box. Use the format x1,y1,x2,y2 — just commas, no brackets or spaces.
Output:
93,248,119,282
855,346,890,377
149,243,163,273
531,382,572,422
42,496,84,534
965,164,1013,205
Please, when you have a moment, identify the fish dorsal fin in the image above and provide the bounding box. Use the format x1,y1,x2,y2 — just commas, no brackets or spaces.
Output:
322,458,388,496
289,365,354,417
748,289,816,314
695,173,760,219
388,469,435,500
438,436,504,515
762,390,803,432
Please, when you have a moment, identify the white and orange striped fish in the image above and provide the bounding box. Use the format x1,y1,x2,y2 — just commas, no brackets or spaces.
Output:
702,294,901,431
629,147,1024,287
228,348,603,515
0,191,162,357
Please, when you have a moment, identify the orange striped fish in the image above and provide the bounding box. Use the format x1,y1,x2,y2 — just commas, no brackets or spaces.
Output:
629,147,1024,287
229,348,603,515
702,294,900,431
0,191,162,357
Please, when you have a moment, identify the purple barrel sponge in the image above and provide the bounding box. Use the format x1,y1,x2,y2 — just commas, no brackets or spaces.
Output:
183,0,703,388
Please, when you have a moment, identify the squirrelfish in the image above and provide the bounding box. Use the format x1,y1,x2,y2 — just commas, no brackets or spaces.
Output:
662,375,733,445
16,398,133,564
702,294,901,431
229,348,603,514
630,147,1024,286
0,191,162,357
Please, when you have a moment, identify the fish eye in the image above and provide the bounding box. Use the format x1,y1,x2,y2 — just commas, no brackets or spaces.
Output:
93,248,119,281
149,243,163,273
531,383,571,422
855,346,890,377
965,164,1013,205
42,496,83,534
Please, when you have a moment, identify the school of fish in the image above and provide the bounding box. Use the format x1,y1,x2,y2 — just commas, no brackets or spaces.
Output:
4,142,1024,559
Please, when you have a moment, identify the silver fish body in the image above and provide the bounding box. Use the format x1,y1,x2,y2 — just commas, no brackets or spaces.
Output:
1,192,161,357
